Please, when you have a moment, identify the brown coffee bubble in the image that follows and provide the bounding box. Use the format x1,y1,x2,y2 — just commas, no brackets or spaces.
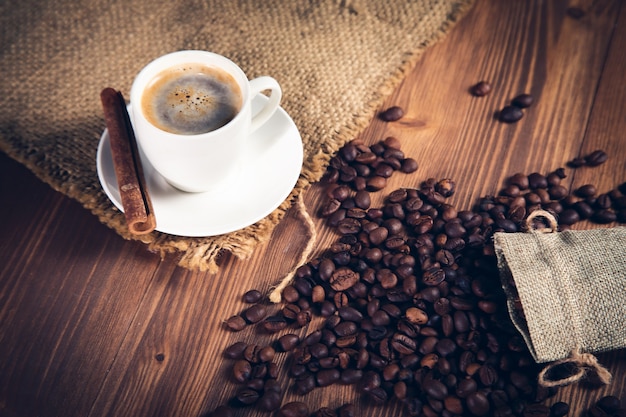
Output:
142,63,242,135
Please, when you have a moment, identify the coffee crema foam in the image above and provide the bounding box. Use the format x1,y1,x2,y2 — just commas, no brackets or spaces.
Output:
142,63,243,135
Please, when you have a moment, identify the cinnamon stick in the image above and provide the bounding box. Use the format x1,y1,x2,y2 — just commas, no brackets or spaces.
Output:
100,87,156,235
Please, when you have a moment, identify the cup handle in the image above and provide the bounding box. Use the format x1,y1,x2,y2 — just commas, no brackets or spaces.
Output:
249,76,282,133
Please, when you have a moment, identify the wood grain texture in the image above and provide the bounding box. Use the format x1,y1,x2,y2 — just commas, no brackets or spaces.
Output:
0,0,624,416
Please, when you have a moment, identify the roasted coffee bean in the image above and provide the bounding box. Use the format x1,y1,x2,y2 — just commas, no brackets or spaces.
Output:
575,183,597,198
585,149,609,166
466,391,490,416
235,387,259,405
256,390,281,411
401,158,419,173
282,285,300,303
242,289,263,303
596,395,621,413
225,315,246,331
262,315,287,333
354,190,371,209
424,379,448,400
337,218,361,234
243,304,267,324
232,359,252,383
379,105,404,122
224,341,248,359
499,106,524,123
550,401,570,417
422,267,446,286
277,401,310,417
317,368,341,387
456,377,477,398
444,396,464,415
338,306,364,322
512,93,533,108
470,81,492,97
330,267,360,291
528,172,548,189
391,333,417,354
593,209,617,224
573,201,594,219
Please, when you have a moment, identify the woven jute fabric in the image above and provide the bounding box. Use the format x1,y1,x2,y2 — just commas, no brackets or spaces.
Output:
0,0,474,271
494,227,626,363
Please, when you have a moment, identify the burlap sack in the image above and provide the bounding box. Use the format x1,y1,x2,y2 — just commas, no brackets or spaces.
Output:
0,0,474,272
494,211,626,386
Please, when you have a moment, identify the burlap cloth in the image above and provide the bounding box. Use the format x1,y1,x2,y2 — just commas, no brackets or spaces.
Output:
0,0,474,271
495,216,626,365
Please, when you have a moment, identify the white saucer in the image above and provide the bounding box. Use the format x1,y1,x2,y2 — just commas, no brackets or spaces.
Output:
96,95,303,237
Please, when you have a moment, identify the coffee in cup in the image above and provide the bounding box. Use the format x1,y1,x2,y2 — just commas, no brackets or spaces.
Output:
129,50,282,193
141,63,243,135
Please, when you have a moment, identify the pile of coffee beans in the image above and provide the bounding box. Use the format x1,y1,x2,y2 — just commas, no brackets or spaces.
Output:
587,395,625,417
210,137,624,417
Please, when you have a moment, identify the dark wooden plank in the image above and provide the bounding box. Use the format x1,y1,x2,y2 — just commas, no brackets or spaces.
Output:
0,154,163,417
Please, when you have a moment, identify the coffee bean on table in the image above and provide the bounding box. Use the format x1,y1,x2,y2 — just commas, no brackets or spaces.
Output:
585,149,609,166
499,105,524,123
225,315,246,331
243,304,267,323
470,81,492,96
224,341,248,359
550,401,570,417
277,401,310,417
596,395,622,413
232,359,252,383
379,105,404,122
512,93,534,108
242,289,263,303
465,391,490,416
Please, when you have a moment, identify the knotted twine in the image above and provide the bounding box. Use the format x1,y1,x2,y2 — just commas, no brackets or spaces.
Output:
494,210,626,387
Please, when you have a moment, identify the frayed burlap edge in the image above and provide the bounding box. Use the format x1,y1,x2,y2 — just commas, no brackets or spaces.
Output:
0,0,475,273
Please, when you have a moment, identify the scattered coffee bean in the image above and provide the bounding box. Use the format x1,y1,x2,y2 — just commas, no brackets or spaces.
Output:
243,304,267,323
224,341,248,359
512,93,534,108
596,395,622,413
379,105,404,122
585,149,609,166
550,401,570,417
225,315,246,331
470,81,493,96
499,105,524,123
277,401,310,417
242,289,263,303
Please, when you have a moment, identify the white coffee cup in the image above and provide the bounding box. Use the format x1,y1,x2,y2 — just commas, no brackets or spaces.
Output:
129,50,282,192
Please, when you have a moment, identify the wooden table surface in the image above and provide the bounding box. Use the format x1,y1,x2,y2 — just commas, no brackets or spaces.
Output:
1,1,625,416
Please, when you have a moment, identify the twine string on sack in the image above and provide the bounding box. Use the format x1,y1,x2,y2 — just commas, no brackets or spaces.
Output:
268,193,317,303
537,346,613,387
524,209,558,233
